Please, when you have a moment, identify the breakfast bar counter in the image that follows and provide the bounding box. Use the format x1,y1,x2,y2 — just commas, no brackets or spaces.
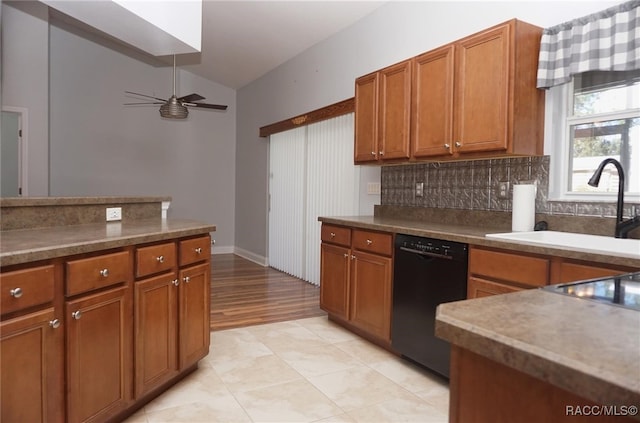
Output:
435,288,640,422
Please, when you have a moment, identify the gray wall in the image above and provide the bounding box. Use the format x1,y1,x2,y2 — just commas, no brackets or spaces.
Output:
235,0,620,262
2,1,49,196
47,20,237,250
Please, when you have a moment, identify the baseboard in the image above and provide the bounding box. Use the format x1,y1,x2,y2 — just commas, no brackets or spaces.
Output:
211,245,234,255
233,247,269,267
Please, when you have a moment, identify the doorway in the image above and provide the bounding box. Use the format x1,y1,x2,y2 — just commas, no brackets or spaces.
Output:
1,107,27,197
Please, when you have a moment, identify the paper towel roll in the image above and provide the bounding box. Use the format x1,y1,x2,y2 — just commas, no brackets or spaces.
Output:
512,184,536,232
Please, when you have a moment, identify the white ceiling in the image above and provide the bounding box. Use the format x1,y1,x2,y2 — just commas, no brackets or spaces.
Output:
178,1,386,89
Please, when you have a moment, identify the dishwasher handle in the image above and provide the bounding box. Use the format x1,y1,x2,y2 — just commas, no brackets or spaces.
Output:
399,246,453,260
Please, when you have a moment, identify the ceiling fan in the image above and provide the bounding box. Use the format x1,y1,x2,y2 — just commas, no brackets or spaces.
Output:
125,55,227,119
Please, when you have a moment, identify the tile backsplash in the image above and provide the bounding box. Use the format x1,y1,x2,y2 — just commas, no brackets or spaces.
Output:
380,156,637,218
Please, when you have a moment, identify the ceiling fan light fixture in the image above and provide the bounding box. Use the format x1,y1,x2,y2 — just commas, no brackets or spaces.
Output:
159,95,189,119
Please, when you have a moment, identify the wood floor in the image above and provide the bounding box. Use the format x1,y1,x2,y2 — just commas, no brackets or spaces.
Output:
210,254,326,331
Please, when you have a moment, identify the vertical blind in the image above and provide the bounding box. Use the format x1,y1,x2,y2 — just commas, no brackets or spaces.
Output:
269,113,358,286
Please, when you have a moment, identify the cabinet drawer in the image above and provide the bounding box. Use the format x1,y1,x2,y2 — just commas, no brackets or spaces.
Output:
352,230,393,256
469,247,549,288
1,265,55,315
136,242,177,278
179,236,211,266
467,276,523,299
67,251,130,296
321,225,351,247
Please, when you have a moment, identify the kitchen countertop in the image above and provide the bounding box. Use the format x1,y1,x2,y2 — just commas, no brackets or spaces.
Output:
0,218,216,266
435,288,640,408
318,215,640,268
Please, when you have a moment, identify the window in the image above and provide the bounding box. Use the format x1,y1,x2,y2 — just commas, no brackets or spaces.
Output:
548,70,640,201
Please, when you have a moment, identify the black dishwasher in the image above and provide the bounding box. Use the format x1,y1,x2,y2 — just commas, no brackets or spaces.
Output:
392,234,468,378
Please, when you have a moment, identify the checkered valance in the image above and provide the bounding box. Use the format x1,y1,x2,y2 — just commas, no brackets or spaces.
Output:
537,0,640,89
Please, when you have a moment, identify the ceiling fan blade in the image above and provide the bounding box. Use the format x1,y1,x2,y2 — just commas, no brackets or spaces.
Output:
124,102,165,105
178,93,205,103
184,102,228,111
125,91,167,102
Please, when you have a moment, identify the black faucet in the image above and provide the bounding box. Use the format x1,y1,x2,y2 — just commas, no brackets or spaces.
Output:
588,158,640,239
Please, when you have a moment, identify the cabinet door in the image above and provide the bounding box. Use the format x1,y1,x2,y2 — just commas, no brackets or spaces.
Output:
378,61,411,161
552,261,632,284
66,287,132,423
467,276,522,299
454,23,510,153
350,251,392,341
1,308,64,423
320,243,350,319
135,273,179,397
354,72,379,163
412,45,455,158
178,262,210,369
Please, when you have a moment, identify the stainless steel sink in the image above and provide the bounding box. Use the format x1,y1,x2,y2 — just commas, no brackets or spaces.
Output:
485,231,640,259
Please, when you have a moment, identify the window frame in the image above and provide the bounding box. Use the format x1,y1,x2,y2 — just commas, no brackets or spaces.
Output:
546,78,640,203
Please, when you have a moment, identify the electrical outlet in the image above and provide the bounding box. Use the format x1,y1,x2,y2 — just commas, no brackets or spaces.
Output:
498,181,510,199
415,182,424,197
106,207,122,222
367,182,381,195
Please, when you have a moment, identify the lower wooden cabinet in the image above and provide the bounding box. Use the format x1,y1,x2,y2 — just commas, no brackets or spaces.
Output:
1,307,64,423
66,286,133,423
319,243,350,319
135,272,179,397
320,224,393,344
178,262,211,369
550,259,636,284
467,246,550,298
0,233,211,423
349,250,392,341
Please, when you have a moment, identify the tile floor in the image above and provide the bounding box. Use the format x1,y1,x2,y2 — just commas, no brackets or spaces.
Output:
125,316,449,422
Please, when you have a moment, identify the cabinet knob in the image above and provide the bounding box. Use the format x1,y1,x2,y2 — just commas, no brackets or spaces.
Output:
157,255,165,263
366,239,373,245
379,151,384,156
330,232,336,238
183,276,191,283
172,279,179,286
371,151,376,156
9,287,23,298
195,247,202,254
49,319,61,329
99,268,109,277
343,253,349,258
72,310,82,320
444,144,450,149
351,255,356,260
455,141,462,148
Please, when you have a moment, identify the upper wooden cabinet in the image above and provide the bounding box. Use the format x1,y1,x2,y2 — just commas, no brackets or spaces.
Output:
355,60,412,163
357,19,544,164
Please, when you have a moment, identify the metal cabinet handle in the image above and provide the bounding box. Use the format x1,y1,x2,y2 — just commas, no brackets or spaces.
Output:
343,253,349,258
371,151,376,156
9,287,23,298
172,279,179,286
157,255,165,263
99,268,109,277
351,255,356,260
49,319,61,329
379,151,384,156
72,310,82,320
366,239,373,245
195,247,202,254
455,141,461,148
330,232,336,238
444,144,450,149
183,276,191,283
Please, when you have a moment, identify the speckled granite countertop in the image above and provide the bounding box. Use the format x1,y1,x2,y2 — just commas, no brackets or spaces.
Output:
0,218,216,266
435,289,640,408
318,215,640,268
